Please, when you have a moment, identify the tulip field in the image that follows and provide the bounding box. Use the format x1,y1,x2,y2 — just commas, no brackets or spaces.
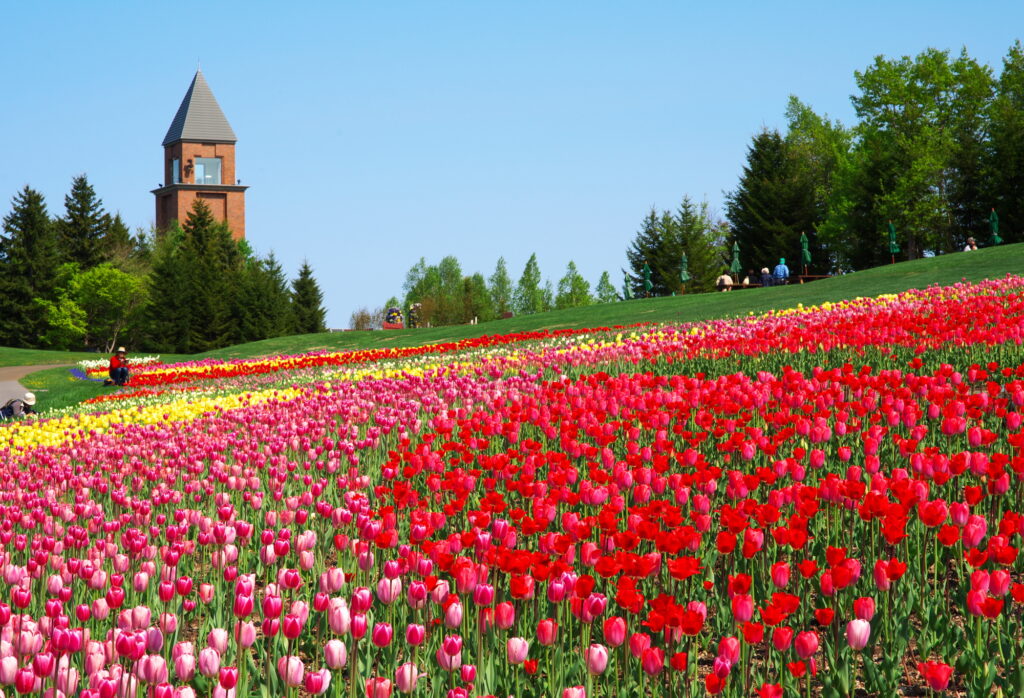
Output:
5,276,1024,697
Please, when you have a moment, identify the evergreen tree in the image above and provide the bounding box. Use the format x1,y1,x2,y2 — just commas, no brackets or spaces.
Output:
0,187,60,346
513,253,545,315
990,41,1024,244
181,200,242,351
462,273,495,323
59,174,109,269
555,261,593,309
624,209,666,296
146,224,191,352
725,129,818,273
488,257,514,317
234,253,293,343
291,260,327,333
595,271,618,303
676,197,726,293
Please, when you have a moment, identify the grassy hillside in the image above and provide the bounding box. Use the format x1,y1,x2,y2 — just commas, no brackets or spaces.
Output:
200,241,1024,360
2,242,1022,389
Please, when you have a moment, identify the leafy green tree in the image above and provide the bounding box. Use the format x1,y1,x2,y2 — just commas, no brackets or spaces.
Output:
436,255,465,325
291,260,327,333
58,174,109,269
595,271,618,303
488,257,514,317
70,263,147,351
825,48,993,263
555,261,593,309
35,263,87,349
513,253,545,315
725,129,818,273
990,41,1024,244
462,273,495,323
0,186,60,346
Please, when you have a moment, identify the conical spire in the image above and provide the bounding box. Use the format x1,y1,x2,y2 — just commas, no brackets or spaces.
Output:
162,70,237,146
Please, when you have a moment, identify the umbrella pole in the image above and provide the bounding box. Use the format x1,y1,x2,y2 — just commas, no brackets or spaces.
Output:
891,254,895,265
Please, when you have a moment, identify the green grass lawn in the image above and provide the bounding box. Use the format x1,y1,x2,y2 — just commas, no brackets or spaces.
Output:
199,241,1024,360
3,241,1022,413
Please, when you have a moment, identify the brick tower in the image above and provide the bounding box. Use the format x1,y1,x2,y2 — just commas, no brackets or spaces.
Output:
152,70,248,240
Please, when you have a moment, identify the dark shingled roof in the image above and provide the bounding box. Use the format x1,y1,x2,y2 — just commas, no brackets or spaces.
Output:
162,70,237,146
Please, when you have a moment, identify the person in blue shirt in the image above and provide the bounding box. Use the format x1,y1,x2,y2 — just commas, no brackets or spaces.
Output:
773,258,790,285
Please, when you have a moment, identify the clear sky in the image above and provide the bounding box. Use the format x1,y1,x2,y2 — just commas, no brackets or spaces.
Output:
2,1,1022,328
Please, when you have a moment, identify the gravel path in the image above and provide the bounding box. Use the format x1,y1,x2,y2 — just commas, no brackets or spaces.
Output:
0,365,67,404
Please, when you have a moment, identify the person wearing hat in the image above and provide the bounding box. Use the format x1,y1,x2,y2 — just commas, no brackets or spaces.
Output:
0,393,36,421
773,258,790,285
108,346,130,386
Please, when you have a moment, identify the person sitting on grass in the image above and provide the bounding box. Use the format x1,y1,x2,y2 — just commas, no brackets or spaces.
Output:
0,392,36,421
107,347,130,386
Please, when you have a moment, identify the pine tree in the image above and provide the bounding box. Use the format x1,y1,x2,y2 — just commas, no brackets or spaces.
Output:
624,209,665,296
234,252,293,342
725,129,818,273
595,271,618,303
180,200,242,351
0,187,60,346
555,261,593,309
513,253,545,315
146,224,191,352
59,174,109,269
675,197,725,293
488,257,514,317
291,261,327,333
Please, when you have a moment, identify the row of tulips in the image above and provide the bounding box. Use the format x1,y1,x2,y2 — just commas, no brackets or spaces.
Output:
1,276,1024,696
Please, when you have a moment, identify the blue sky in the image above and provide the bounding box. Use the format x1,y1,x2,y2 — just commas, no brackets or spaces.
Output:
2,1,1022,327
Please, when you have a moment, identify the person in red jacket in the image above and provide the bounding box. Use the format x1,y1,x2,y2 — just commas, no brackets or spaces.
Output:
108,347,129,386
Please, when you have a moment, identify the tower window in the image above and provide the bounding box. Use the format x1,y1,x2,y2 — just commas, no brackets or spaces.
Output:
194,157,222,185
172,158,181,184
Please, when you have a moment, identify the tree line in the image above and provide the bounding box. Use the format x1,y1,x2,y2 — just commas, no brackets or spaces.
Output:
0,176,327,353
629,42,1024,288
360,255,618,329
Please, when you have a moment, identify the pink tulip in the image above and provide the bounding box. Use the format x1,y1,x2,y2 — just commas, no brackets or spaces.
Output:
506,637,528,664
324,640,347,670
277,655,304,687
563,687,586,698
198,647,220,677
394,663,423,693
794,631,819,659
846,620,870,650
585,644,608,675
371,623,393,648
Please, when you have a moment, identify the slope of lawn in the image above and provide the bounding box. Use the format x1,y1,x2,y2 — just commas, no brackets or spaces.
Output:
3,241,1022,413
200,241,1024,360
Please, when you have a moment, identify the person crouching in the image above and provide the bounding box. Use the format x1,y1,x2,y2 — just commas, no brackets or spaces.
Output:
108,347,130,386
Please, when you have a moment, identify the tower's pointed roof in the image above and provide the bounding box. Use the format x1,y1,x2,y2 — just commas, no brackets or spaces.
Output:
162,70,237,146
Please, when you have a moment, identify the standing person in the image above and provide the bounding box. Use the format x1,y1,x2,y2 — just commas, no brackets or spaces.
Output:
760,267,772,288
0,393,35,421
773,258,790,285
963,237,978,252
108,347,130,386
716,272,734,292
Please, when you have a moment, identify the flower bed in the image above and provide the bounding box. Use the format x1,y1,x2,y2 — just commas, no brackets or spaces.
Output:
0,277,1023,697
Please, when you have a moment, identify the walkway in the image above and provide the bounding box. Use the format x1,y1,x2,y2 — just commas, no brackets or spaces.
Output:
0,365,63,404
